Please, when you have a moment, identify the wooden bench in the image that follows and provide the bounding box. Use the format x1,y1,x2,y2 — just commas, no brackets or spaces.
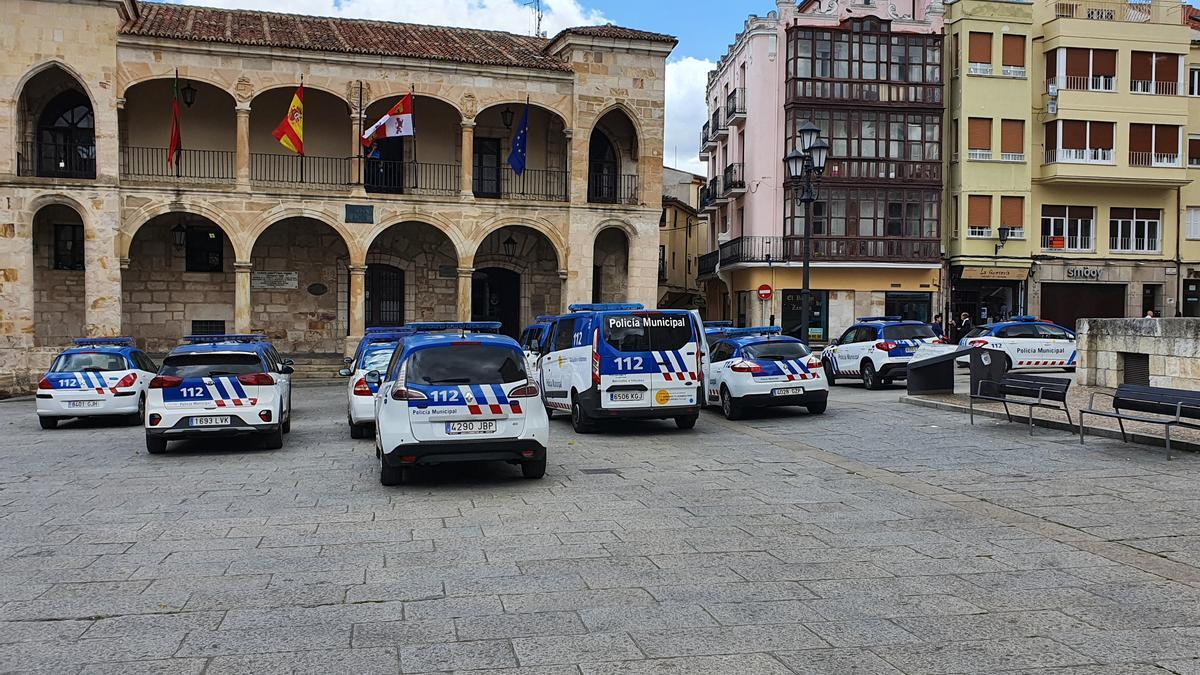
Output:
1080,384,1200,452
970,374,1073,435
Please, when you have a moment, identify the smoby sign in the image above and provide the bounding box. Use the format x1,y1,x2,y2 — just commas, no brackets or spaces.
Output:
1066,267,1102,280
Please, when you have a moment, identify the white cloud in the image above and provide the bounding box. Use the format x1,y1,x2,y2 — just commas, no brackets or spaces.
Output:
663,56,714,176
179,0,608,36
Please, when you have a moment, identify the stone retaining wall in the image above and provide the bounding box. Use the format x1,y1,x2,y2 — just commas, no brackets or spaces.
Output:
1076,318,1200,390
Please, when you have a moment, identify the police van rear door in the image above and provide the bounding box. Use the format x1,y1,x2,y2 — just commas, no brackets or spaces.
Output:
403,342,531,442
598,311,698,410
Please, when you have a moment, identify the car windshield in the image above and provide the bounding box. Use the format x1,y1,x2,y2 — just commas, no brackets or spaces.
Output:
603,313,693,352
51,352,128,372
962,327,989,339
359,345,396,372
742,341,812,360
408,344,527,385
160,353,264,378
882,325,936,340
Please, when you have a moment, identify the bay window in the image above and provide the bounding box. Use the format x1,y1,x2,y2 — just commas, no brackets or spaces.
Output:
1130,52,1180,96
1129,124,1181,167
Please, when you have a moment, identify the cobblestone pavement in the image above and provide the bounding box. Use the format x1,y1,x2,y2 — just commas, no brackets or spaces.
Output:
4,382,1200,674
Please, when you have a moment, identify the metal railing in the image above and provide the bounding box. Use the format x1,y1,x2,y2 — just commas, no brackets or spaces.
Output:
250,153,351,188
1131,80,1178,95
501,167,568,201
967,149,993,161
120,146,235,182
726,88,746,120
17,141,96,179
1051,0,1177,24
1045,148,1115,164
1110,236,1161,253
587,172,639,205
363,160,460,195
722,163,745,194
1002,66,1027,78
968,62,993,76
1041,234,1094,252
698,250,719,278
1053,75,1116,92
706,175,724,202
786,78,943,106
1001,152,1026,162
700,122,713,151
711,107,727,135
1129,151,1180,168
710,235,940,265
822,158,941,182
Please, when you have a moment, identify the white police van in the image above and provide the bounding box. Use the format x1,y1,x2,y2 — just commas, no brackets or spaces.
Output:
956,316,1077,372
705,327,829,419
371,322,548,485
341,329,410,438
538,303,701,432
144,334,294,454
36,337,158,428
821,316,940,390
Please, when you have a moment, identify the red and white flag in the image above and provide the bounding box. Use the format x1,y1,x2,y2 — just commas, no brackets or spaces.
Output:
362,92,414,147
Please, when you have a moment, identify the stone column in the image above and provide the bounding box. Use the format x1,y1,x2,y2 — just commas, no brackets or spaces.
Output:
234,261,253,333
348,265,367,338
460,121,475,198
84,195,123,337
349,112,362,185
235,106,251,189
457,267,474,321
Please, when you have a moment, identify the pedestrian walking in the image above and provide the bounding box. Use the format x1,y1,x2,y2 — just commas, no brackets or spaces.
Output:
931,313,944,338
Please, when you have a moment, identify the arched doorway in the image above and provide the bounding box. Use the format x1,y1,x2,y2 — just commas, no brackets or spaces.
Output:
587,108,639,205
587,131,618,203
592,227,630,303
472,268,520,338
362,221,459,326
32,203,87,346
16,64,97,179
365,264,404,327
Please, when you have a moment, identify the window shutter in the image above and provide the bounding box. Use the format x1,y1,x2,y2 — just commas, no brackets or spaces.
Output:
1189,138,1200,164
1065,48,1088,77
1001,120,1024,154
967,195,992,228
1092,50,1117,77
1187,207,1200,239
1044,122,1058,150
1157,53,1178,83
1061,120,1087,150
1046,51,1058,79
1001,35,1025,67
1090,122,1114,150
968,118,992,150
1000,196,1023,228
1154,125,1177,154
968,32,992,64
1131,51,1153,81
1129,124,1153,153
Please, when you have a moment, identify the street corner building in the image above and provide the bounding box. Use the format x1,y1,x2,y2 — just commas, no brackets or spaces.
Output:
0,0,677,395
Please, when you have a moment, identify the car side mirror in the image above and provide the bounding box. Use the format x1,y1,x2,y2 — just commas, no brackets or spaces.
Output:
828,338,839,346
343,356,353,365
338,368,352,377
282,358,295,366
365,370,381,385
280,365,295,375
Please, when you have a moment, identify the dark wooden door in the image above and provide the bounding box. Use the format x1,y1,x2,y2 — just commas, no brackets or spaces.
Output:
472,267,520,338
364,264,404,328
473,138,501,198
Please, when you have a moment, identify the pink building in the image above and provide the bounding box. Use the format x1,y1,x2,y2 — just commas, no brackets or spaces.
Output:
699,0,945,343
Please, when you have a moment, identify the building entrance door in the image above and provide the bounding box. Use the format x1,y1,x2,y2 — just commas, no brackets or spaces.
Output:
364,264,404,328
472,267,520,338
1040,283,1125,332
364,137,405,194
1184,278,1200,317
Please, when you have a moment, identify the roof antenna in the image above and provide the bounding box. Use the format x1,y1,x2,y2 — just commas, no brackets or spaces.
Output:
524,0,545,37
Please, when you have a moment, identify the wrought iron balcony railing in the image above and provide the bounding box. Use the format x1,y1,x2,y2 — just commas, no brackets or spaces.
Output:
120,146,234,183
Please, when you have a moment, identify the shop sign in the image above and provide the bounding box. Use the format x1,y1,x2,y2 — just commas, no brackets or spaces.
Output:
251,271,299,290
961,267,1028,281
1066,267,1103,281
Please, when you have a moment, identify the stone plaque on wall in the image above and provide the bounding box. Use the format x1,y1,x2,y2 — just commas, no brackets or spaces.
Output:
345,205,374,224
251,271,299,290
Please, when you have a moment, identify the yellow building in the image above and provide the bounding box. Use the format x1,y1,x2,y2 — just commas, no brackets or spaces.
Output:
658,167,708,309
1181,10,1200,317
946,0,1192,329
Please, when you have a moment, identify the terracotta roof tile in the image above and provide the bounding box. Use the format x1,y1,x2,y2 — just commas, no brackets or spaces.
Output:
550,25,677,44
122,2,577,71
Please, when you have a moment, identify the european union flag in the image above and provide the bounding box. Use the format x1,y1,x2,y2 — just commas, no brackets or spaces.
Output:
507,103,529,176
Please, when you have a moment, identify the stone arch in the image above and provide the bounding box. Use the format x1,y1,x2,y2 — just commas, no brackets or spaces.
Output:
245,206,360,263
473,225,563,336
471,215,566,267
363,220,462,326
121,78,237,169
15,62,98,179
11,60,95,106
475,99,569,128
120,200,244,261
250,86,350,165
30,199,89,346
365,212,470,264
365,91,464,119
586,106,641,204
588,102,644,150
118,72,232,100
252,82,349,107
592,225,631,304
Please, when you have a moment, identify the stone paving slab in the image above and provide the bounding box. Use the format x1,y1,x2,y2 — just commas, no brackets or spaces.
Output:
5,383,1200,672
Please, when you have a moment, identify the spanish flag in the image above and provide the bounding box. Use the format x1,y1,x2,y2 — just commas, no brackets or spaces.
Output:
272,85,304,155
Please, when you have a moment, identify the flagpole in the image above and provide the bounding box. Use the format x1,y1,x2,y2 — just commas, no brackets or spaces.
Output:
298,74,305,185
357,80,364,185
409,84,416,192
174,69,181,179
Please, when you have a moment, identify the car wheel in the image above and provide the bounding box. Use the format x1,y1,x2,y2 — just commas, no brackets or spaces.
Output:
127,394,146,426
281,395,292,434
145,435,167,454
1003,355,1013,373
806,400,828,415
823,359,837,386
861,362,881,390
262,425,284,450
350,422,366,439
720,387,743,420
521,458,547,479
675,414,698,430
571,395,595,434
38,417,58,430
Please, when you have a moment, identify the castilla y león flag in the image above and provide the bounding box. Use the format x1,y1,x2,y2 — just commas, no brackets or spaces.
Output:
272,85,304,155
362,92,414,147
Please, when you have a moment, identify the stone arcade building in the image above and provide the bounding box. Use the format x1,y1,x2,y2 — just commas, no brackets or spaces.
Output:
0,0,675,393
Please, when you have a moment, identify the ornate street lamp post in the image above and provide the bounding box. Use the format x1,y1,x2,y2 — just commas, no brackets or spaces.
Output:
783,120,829,345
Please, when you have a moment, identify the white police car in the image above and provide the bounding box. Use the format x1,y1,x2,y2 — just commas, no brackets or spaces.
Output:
519,315,557,377
370,322,547,485
36,337,158,429
144,334,294,454
705,327,828,419
341,329,410,439
538,304,702,433
821,316,940,390
956,316,1077,372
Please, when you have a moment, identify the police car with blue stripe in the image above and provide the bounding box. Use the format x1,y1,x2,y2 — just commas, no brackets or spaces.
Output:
705,327,828,419
956,316,1077,372
36,338,158,429
520,315,558,377
144,334,294,454
821,316,941,390
341,328,411,439
370,322,547,485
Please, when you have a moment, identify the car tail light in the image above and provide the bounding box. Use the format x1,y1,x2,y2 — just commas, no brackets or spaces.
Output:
729,360,763,373
520,450,535,458
391,386,427,401
148,413,161,426
37,377,53,390
591,328,600,386
511,380,540,398
968,339,989,347
114,373,137,389
237,372,275,386
399,455,417,463
258,410,272,422
149,375,182,389
874,341,898,352
353,378,373,396
806,357,823,370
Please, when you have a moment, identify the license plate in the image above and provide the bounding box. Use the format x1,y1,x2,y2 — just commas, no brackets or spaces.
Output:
609,391,644,402
190,416,230,427
445,420,497,435
66,400,100,409
772,387,805,397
